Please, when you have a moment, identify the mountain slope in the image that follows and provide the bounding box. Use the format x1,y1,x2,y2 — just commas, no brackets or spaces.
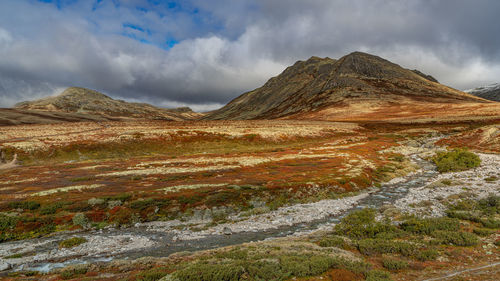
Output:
15,87,202,121
205,52,491,121
465,83,500,102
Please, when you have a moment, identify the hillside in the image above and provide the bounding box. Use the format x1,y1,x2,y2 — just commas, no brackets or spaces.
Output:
465,83,500,102
12,87,203,123
205,52,497,122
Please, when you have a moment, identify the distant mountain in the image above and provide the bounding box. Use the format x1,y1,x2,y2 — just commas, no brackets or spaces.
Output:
465,83,500,102
205,52,487,121
14,87,202,121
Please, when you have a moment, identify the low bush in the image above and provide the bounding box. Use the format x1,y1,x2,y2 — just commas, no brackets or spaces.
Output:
245,260,283,280
173,262,245,281
130,198,156,210
59,237,87,248
446,210,481,222
72,213,88,228
400,217,459,235
431,231,478,246
318,236,346,248
109,207,134,225
60,266,88,280
366,270,392,281
280,254,337,277
473,228,496,236
8,201,40,210
40,202,65,215
478,195,500,215
357,239,417,256
480,218,500,229
0,215,17,231
382,258,408,270
432,148,480,173
415,249,439,261
136,268,170,281
214,249,249,260
334,208,398,239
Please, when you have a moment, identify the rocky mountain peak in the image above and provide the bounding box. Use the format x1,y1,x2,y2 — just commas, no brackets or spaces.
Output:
205,51,486,120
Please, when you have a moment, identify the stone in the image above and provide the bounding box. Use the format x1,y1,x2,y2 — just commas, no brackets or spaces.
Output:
0,261,11,271
222,227,232,235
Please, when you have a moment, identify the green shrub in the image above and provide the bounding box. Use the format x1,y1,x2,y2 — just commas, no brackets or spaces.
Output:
473,228,496,236
0,215,18,231
173,262,245,281
431,231,478,246
318,236,346,248
72,213,88,228
8,201,40,210
40,202,65,215
400,217,459,235
214,249,249,260
357,239,417,256
366,270,392,281
101,193,132,202
432,148,481,173
478,195,500,215
136,268,170,281
382,258,408,270
280,255,337,277
446,210,481,222
130,198,156,210
245,260,283,280
334,208,398,239
480,218,500,229
415,249,439,261
59,237,87,248
60,266,88,280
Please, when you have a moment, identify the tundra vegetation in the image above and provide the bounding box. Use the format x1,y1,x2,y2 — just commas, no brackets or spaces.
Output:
0,120,499,280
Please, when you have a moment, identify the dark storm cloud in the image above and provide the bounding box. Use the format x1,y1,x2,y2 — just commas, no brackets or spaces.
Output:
0,0,499,110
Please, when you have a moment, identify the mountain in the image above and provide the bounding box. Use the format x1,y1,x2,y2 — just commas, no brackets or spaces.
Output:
205,52,496,121
465,83,500,102
14,87,202,121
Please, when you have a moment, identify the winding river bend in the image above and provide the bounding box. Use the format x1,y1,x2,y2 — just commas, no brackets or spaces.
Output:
1,147,439,273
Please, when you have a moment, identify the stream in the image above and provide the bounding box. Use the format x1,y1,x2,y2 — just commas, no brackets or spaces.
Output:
1,145,440,274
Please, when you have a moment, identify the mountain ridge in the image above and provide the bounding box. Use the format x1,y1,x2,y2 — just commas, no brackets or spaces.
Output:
465,83,500,102
205,51,492,121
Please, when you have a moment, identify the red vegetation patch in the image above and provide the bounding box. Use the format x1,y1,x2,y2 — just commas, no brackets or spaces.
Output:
86,210,107,222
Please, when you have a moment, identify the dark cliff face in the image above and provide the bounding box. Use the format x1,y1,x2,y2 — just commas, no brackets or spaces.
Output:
466,84,500,102
205,52,484,120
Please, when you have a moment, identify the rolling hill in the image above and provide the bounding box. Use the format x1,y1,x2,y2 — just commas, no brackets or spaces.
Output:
0,87,203,125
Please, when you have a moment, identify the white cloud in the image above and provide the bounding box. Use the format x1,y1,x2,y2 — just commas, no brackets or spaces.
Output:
0,0,500,109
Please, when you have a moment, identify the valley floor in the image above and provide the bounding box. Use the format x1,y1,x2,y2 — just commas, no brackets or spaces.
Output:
0,120,498,280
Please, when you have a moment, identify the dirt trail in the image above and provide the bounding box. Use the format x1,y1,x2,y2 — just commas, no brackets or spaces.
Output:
422,262,500,281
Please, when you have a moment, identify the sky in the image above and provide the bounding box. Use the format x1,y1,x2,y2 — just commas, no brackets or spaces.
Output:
1,0,500,111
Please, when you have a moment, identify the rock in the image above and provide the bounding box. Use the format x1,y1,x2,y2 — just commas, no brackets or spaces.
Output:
0,261,11,271
222,227,232,235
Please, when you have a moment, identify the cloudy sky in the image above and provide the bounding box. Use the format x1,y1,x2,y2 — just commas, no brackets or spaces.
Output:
1,0,499,111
